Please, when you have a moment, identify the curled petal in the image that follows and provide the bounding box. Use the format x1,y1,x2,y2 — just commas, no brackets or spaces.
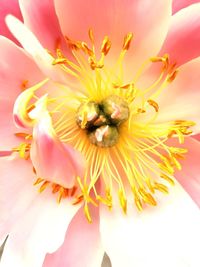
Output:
0,36,44,150
13,79,49,128
30,104,85,188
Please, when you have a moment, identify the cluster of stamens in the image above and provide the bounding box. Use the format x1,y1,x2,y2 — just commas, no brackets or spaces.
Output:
76,95,129,147
11,28,196,222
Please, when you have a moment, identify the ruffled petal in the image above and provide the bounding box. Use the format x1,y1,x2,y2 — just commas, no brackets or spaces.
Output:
160,3,200,66
0,191,80,267
156,57,200,133
43,205,104,267
100,183,200,267
172,137,200,207
30,100,84,188
19,0,66,52
0,0,23,45
0,36,44,150
55,0,172,72
6,15,67,84
172,0,200,13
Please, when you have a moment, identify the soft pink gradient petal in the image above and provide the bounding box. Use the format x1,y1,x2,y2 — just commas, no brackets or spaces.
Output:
100,183,200,267
6,15,68,84
193,134,200,141
172,137,200,207
0,36,44,150
43,205,104,267
1,191,80,267
172,0,200,13
19,0,66,52
156,57,200,133
30,111,84,188
0,156,37,240
160,3,200,66
55,0,171,73
0,0,23,45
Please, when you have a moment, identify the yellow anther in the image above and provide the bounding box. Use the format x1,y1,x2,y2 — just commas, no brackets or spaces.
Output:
57,187,65,203
101,36,111,56
160,174,175,186
158,162,174,175
12,143,31,159
33,177,44,186
118,189,127,214
65,36,82,50
52,58,68,65
123,32,133,51
88,28,95,43
135,197,143,211
137,108,146,113
15,132,31,139
138,188,157,206
147,99,159,112
39,181,50,193
88,57,104,70
154,182,169,194
170,147,188,157
21,80,29,91
167,69,178,83
81,42,94,57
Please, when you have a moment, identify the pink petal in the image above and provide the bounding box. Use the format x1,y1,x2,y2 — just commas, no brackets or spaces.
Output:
172,0,200,13
43,205,104,267
160,3,200,66
0,36,44,150
1,190,80,267
173,137,200,208
193,134,200,141
0,156,37,240
6,15,68,84
100,183,200,267
0,0,23,45
55,0,171,72
156,57,200,133
19,0,66,52
31,109,84,188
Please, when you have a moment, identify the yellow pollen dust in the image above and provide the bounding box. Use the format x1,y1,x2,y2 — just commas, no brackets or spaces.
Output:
15,29,195,222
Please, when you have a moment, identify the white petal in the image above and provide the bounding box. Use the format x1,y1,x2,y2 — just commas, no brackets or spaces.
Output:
0,190,80,267
100,182,200,267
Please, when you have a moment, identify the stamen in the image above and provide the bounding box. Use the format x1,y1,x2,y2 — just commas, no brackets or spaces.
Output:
25,31,195,220
101,36,111,56
122,32,133,51
147,99,159,112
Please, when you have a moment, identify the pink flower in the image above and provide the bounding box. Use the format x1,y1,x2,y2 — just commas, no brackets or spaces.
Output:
0,1,200,267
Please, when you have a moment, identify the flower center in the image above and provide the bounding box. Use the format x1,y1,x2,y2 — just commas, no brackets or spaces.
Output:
14,30,195,222
76,95,129,147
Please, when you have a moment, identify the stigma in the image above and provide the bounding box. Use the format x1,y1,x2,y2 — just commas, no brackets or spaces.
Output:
76,95,129,147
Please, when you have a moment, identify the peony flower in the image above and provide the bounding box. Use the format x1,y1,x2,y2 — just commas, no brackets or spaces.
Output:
0,1,200,267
